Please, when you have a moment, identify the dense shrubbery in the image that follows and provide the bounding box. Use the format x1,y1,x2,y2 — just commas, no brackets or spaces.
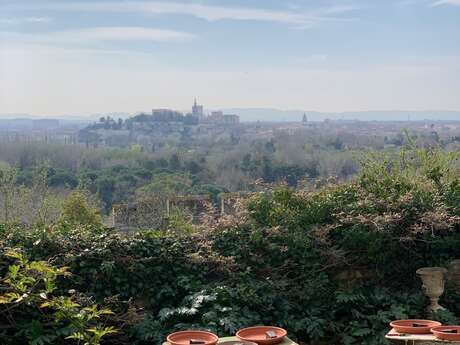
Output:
2,145,460,344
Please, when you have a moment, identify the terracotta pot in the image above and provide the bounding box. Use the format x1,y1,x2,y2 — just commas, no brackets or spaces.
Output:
431,326,460,341
389,319,442,334
167,331,219,345
236,326,287,345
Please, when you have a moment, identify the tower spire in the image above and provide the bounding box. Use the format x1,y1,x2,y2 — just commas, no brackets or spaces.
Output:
302,113,308,123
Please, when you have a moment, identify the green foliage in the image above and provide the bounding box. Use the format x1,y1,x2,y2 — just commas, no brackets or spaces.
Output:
0,125,369,214
97,177,116,212
45,299,117,345
0,250,116,345
165,208,197,235
135,173,195,199
0,163,66,225
58,190,102,228
0,164,18,222
1,145,460,344
431,309,459,325
330,288,425,345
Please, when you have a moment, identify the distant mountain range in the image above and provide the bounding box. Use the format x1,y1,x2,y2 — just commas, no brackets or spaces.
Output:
1,109,459,124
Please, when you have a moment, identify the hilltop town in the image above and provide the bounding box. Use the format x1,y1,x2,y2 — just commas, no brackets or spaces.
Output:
78,99,240,149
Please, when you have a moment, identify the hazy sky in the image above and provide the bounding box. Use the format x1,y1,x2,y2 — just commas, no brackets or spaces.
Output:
0,0,459,116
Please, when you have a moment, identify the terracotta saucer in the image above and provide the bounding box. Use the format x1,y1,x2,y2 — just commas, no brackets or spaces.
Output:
431,326,460,341
389,319,442,334
167,330,219,345
236,326,287,345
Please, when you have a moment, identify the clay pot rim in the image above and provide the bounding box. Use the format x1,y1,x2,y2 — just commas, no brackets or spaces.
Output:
416,267,447,274
236,326,287,339
431,326,460,340
390,319,442,326
390,319,442,334
167,330,219,345
431,326,460,332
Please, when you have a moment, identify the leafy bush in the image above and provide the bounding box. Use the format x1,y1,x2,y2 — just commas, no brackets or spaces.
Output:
58,190,102,228
0,250,116,345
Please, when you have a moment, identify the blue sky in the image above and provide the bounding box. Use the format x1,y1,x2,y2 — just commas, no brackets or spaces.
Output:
0,0,459,116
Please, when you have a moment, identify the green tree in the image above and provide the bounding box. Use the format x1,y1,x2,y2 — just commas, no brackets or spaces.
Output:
169,154,181,170
59,190,101,227
0,163,17,222
135,173,194,200
97,177,116,212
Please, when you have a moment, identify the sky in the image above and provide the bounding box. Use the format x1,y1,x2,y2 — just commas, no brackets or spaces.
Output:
0,0,459,117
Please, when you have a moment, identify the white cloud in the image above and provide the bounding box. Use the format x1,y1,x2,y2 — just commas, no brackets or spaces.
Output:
431,0,460,5
0,17,51,25
26,17,51,23
320,5,358,14
1,27,196,46
13,1,354,27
